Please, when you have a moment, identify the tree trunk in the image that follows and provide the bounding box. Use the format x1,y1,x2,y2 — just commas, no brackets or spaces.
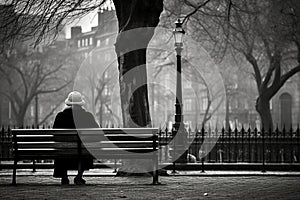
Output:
117,49,151,128
256,96,273,131
113,0,163,127
16,110,26,127
112,0,164,176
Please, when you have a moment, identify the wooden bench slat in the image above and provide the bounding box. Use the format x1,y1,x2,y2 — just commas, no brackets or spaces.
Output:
13,129,78,135
91,154,154,159
13,128,157,135
11,128,160,185
16,154,154,160
15,135,154,143
16,148,156,155
80,135,154,142
15,135,78,142
17,142,78,149
16,150,155,159
83,141,155,148
78,128,157,135
17,141,157,149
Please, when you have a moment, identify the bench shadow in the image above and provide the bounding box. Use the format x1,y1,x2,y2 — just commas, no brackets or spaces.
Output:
4,183,166,187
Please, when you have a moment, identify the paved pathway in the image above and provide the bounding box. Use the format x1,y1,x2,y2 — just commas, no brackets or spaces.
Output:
1,169,300,199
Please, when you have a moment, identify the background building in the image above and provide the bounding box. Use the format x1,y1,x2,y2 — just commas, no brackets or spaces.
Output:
1,7,300,129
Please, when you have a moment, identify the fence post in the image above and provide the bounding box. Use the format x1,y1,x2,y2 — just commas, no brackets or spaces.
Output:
0,126,4,167
262,127,266,173
248,127,251,162
228,127,231,163
290,125,293,164
269,127,272,163
241,126,245,162
215,127,218,163
297,124,300,163
201,126,205,173
165,127,169,162
220,127,225,163
171,127,176,175
188,125,191,163
208,125,211,162
275,126,279,162
282,126,286,163
234,126,238,162
254,127,258,163
32,125,36,173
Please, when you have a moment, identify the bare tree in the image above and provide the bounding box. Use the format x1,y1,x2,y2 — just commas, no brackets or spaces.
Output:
1,0,236,174
0,42,76,126
177,0,300,130
0,1,107,50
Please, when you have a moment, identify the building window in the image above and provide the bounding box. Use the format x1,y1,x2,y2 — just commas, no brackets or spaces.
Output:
31,105,34,117
82,39,85,47
77,40,81,48
244,99,249,109
280,93,292,128
97,39,101,47
154,100,158,111
39,106,43,116
234,98,238,109
202,98,208,111
184,80,192,89
104,53,111,61
185,99,192,111
105,38,109,45
104,71,109,79
89,37,93,45
85,38,88,46
104,85,110,96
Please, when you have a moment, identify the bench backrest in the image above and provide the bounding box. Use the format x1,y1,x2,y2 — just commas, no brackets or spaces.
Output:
12,128,158,160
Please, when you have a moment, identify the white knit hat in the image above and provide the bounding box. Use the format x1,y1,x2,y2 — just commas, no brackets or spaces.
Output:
65,91,85,106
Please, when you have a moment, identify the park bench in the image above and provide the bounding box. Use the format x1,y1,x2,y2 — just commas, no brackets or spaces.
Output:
11,128,159,185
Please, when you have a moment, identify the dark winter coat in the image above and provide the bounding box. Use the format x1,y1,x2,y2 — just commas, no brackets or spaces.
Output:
53,106,99,178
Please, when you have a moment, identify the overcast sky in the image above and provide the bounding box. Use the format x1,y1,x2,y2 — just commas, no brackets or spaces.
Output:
64,1,115,39
65,10,98,39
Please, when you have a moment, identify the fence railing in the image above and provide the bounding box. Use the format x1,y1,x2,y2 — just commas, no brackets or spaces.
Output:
0,126,12,160
158,126,300,165
1,125,300,166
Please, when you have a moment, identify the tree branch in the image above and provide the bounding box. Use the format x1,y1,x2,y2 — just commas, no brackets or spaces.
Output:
38,98,65,125
280,64,300,84
243,52,262,89
183,0,212,24
36,80,73,95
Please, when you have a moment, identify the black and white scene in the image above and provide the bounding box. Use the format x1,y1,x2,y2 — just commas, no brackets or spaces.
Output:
1,0,300,199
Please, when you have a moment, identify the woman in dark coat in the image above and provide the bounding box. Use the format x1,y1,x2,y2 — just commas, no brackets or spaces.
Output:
53,91,99,185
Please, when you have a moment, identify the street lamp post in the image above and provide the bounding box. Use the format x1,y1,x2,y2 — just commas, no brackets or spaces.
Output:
173,19,187,163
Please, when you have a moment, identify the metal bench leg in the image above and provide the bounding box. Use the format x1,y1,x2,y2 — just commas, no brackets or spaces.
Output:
152,157,160,185
12,159,17,185
152,170,159,185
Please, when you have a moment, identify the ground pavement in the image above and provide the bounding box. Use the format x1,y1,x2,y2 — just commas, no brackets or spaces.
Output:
0,169,300,199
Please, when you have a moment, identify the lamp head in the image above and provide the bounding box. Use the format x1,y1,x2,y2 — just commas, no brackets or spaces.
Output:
173,18,185,46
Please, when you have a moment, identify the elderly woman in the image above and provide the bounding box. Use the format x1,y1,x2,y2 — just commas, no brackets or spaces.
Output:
53,91,99,185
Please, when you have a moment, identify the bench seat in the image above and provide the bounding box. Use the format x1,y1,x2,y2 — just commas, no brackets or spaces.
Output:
12,128,159,185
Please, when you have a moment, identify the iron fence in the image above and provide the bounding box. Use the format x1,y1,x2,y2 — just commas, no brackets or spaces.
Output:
158,126,300,164
1,125,300,166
